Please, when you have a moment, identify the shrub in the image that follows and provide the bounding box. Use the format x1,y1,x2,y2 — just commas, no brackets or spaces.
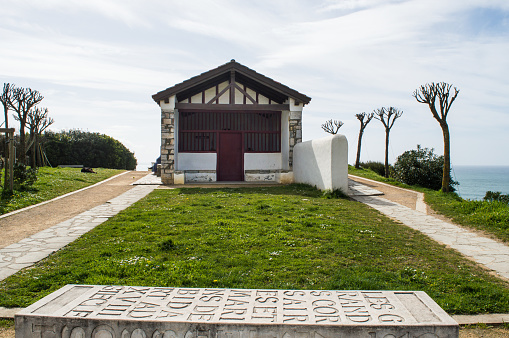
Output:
13,163,38,190
393,145,457,191
359,161,387,177
484,191,509,204
42,130,137,170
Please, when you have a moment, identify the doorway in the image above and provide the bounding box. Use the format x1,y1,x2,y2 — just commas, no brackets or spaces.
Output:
217,133,243,181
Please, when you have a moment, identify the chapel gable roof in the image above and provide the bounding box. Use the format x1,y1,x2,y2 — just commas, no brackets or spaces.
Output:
152,60,311,105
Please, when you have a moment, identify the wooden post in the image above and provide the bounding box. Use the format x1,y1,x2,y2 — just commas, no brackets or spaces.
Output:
0,128,15,191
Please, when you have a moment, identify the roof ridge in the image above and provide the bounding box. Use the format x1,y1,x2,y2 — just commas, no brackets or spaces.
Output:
152,60,311,105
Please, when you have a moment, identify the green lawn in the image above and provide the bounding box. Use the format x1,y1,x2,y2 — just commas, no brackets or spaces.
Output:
349,166,509,243
0,167,124,215
1,185,508,314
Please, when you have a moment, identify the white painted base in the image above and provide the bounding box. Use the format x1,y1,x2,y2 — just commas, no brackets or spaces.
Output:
185,172,216,183
245,173,277,182
280,171,294,184
174,172,185,185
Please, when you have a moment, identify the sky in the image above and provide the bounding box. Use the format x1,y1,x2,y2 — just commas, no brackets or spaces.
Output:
1,0,508,168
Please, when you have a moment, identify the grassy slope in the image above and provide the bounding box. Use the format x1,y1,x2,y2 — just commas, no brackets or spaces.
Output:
0,167,124,215
349,166,509,243
1,185,508,314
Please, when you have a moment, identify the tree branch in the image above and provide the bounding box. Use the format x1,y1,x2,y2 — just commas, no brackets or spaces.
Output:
321,119,344,135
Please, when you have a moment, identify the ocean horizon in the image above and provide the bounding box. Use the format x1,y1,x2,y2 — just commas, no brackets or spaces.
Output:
452,165,509,201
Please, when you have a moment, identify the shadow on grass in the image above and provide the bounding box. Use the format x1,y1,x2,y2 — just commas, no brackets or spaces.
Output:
172,183,349,199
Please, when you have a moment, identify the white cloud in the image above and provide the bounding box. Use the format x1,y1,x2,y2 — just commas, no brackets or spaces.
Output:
1,0,508,166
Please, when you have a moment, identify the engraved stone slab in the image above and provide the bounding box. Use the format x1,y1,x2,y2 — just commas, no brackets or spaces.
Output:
15,285,459,338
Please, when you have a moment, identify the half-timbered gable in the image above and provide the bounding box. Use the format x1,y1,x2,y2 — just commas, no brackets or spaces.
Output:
153,60,311,184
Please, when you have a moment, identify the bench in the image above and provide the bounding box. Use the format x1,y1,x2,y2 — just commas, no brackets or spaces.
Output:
15,285,458,337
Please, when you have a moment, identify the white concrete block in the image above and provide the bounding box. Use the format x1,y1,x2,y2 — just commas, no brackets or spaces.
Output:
15,286,459,338
294,134,348,193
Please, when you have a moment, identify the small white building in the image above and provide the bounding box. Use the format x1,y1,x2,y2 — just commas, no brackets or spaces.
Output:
152,60,311,185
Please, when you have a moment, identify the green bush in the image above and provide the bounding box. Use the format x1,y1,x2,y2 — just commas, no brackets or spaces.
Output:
42,130,137,170
359,161,387,177
13,163,38,191
393,145,456,191
484,191,509,204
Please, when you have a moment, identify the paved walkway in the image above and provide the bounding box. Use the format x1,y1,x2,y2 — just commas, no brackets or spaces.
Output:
348,176,509,281
0,175,158,281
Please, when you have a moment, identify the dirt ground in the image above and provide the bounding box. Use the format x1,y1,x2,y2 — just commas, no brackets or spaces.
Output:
349,175,420,210
0,171,150,249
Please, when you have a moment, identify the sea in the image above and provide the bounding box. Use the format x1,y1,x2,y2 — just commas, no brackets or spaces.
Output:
452,165,509,200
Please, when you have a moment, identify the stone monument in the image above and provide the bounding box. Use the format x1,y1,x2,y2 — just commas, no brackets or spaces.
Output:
15,285,459,337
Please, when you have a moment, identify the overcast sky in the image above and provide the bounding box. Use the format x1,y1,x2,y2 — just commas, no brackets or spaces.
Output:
1,0,508,168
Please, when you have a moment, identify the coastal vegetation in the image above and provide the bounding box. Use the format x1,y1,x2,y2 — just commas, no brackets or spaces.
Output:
393,145,457,191
1,184,508,314
42,130,137,170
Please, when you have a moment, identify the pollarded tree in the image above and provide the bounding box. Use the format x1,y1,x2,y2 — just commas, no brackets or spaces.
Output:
373,107,403,178
0,83,14,128
354,112,374,169
0,83,15,189
26,106,54,167
413,82,459,192
10,86,44,164
321,119,344,135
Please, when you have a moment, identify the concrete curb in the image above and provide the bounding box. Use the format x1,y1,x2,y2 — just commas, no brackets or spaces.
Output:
452,313,509,325
0,171,129,220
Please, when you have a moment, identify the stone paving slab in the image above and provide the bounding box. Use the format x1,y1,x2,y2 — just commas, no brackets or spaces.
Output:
352,194,509,280
132,173,162,185
0,183,158,282
348,179,384,196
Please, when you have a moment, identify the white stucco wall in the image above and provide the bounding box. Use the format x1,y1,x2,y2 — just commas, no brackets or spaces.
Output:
293,134,348,192
177,153,216,171
244,153,282,170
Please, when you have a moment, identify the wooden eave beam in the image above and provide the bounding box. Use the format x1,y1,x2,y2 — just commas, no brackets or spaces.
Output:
175,103,289,111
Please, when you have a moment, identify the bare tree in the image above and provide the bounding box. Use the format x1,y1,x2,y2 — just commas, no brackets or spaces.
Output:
413,82,459,192
321,119,344,135
373,107,403,177
11,87,44,164
0,83,15,189
27,107,54,167
0,83,14,128
354,112,374,169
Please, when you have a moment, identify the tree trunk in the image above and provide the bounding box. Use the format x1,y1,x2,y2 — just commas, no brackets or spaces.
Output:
384,129,390,178
441,123,451,192
31,135,37,168
2,107,8,189
36,136,42,167
355,129,364,169
3,145,8,189
18,121,26,164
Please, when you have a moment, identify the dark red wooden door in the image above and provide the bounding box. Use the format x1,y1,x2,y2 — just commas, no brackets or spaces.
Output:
217,133,243,181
